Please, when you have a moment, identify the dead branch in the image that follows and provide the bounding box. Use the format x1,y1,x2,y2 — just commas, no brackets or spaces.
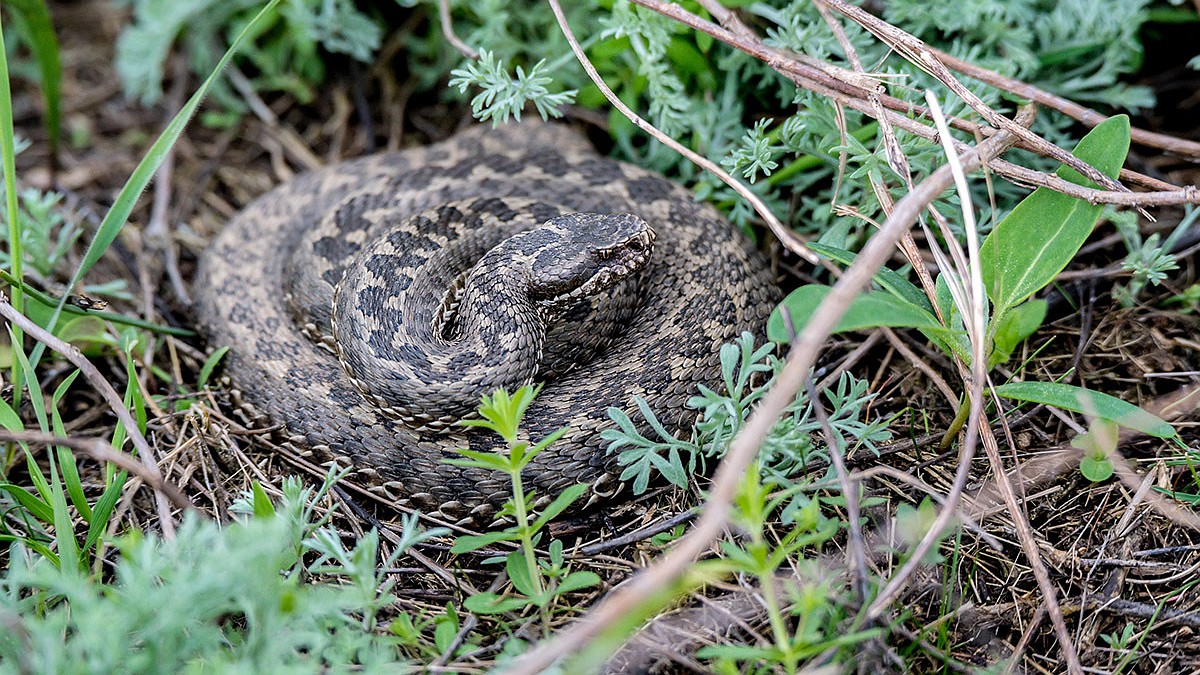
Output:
0,429,194,512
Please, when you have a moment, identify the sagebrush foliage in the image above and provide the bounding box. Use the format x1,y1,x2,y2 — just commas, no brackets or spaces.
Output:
442,0,1164,241
0,476,445,674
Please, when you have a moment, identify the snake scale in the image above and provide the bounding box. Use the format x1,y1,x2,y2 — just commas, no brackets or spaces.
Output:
195,121,778,523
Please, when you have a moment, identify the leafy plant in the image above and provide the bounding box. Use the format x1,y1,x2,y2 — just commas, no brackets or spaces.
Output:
115,0,392,124
694,471,849,673
1,0,61,160
448,48,577,126
1112,205,1197,307
446,386,600,616
770,116,1178,453
605,332,891,492
0,473,444,673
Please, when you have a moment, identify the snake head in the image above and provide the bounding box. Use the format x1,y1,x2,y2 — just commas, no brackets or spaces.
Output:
527,212,656,305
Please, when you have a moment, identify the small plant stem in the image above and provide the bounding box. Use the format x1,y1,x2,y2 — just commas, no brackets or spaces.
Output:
938,396,970,451
757,557,797,673
509,465,546,598
0,16,25,398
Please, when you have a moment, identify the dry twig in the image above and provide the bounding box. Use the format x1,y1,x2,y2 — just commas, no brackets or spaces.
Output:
0,429,194,512
0,293,182,536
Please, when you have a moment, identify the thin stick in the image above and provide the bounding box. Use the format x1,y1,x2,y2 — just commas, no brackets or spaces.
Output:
0,429,194,511
505,55,1021,672
0,293,180,536
547,0,819,265
438,0,479,60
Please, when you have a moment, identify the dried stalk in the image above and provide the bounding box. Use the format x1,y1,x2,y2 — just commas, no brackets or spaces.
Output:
0,293,182,536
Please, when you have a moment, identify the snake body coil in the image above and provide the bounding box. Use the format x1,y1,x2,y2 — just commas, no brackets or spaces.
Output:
196,122,777,523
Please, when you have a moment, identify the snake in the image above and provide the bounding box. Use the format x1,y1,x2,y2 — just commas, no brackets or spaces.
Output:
194,121,778,524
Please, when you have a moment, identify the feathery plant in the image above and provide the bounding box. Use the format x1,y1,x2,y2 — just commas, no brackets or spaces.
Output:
1,472,446,673
605,332,891,494
443,0,1165,238
114,0,405,125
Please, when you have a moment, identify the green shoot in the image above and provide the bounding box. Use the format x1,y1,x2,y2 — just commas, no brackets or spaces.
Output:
446,386,598,617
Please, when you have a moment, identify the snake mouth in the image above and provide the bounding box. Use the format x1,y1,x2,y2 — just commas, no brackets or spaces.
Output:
579,227,655,295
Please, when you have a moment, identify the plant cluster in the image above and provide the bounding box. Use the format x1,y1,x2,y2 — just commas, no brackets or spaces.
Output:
1,474,446,673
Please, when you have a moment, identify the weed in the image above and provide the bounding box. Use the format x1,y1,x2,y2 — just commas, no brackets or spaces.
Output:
446,386,600,619
0,472,445,673
1113,205,1197,307
115,0,387,125
605,332,891,493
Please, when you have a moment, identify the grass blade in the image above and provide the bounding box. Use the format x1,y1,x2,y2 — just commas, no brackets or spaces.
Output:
5,0,62,163
30,0,286,367
0,11,27,392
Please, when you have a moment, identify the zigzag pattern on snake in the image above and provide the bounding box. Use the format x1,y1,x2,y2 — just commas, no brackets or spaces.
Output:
195,121,778,524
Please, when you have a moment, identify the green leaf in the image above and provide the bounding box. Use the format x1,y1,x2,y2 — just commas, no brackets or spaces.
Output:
463,592,529,615
82,471,128,553
10,326,49,432
450,530,516,555
0,396,22,431
1073,418,1118,482
994,381,1175,438
0,270,193,336
250,481,276,518
990,299,1047,366
531,483,589,532
556,570,601,594
5,0,61,161
767,285,943,343
807,242,932,312
444,449,515,474
506,550,538,597
0,483,54,523
198,346,229,389
432,609,460,653
1079,455,1115,481
980,115,1131,316
47,442,80,572
524,426,569,463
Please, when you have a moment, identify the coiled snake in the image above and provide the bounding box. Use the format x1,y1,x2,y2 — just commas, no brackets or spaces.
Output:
195,122,777,523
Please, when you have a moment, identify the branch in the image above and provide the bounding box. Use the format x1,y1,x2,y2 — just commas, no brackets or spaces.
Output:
439,0,479,60
0,429,194,512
